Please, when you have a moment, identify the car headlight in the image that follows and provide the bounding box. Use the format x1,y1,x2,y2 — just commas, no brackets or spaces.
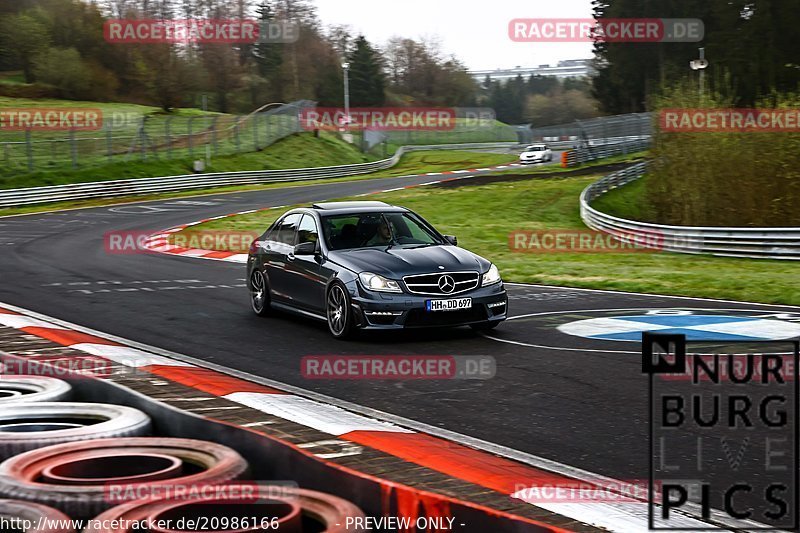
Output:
359,272,402,293
482,264,501,286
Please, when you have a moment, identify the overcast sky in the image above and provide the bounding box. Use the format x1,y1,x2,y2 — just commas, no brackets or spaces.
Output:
313,0,595,71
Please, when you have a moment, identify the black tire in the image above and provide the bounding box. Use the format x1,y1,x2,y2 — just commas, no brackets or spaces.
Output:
326,282,355,340
0,403,151,460
249,269,271,316
470,321,500,332
0,377,71,404
0,438,248,520
0,500,74,533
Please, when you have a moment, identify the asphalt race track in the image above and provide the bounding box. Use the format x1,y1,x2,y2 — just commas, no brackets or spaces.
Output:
2,166,799,500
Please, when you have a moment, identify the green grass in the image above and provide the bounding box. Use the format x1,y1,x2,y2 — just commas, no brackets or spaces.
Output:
181,170,800,306
0,96,180,114
366,151,517,178
0,132,371,190
0,72,28,85
590,174,651,220
0,96,299,176
0,146,517,217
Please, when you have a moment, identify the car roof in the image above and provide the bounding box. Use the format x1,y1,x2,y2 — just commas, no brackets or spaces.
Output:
308,201,409,215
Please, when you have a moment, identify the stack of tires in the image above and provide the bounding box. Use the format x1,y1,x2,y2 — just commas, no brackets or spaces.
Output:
0,376,365,532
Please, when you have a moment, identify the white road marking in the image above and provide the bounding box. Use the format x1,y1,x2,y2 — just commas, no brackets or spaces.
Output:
485,307,800,354
527,500,712,532
222,254,249,263
558,317,674,338
504,282,800,310
69,343,195,368
0,315,69,330
224,392,414,436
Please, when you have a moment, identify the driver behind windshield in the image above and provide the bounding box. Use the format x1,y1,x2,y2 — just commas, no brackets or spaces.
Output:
366,218,394,246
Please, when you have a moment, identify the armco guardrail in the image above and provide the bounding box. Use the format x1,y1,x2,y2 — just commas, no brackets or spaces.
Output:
581,162,800,259
563,137,651,167
0,142,521,208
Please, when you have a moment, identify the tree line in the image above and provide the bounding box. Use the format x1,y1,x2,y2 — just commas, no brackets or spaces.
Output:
0,0,606,126
0,0,484,114
592,0,800,113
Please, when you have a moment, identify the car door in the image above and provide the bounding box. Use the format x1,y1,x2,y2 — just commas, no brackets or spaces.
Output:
261,213,300,303
285,214,327,312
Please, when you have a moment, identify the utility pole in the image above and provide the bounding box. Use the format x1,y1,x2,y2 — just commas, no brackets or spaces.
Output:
342,61,351,131
202,94,211,167
690,48,708,98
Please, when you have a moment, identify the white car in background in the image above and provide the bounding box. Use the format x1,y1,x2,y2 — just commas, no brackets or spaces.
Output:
519,144,553,164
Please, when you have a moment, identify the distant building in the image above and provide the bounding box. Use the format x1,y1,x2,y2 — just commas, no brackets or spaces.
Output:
469,59,594,82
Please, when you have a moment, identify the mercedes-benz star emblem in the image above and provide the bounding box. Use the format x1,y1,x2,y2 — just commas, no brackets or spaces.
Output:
438,275,456,294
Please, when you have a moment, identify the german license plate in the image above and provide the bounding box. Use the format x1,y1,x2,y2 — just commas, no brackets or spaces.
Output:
426,298,472,312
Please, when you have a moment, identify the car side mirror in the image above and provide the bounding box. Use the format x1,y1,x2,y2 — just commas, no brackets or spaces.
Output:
444,235,458,246
294,241,317,256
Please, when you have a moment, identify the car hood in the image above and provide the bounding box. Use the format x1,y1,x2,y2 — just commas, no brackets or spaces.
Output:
521,151,543,157
328,245,490,278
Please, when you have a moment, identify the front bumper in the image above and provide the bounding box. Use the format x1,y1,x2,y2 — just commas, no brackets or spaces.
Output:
520,157,545,164
348,282,508,330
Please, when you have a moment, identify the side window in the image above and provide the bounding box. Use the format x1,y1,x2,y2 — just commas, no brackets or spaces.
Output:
297,215,319,246
263,219,281,242
276,213,301,245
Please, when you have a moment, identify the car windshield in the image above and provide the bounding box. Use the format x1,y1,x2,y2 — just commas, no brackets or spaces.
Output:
323,212,443,251
526,146,546,151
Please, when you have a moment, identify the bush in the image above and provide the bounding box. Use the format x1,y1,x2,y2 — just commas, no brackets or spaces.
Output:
643,84,800,227
33,47,91,99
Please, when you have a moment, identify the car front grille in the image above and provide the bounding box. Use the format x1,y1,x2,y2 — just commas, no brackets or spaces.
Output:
403,271,480,296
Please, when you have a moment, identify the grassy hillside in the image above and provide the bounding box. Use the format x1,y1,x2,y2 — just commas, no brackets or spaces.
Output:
0,132,375,190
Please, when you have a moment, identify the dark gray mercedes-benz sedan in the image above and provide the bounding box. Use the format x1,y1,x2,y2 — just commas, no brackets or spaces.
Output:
247,201,508,338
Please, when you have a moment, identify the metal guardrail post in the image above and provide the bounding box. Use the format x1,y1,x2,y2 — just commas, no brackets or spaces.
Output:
69,129,78,168
25,130,33,171
253,115,259,151
211,116,220,155
106,127,113,164
187,117,194,159
165,117,172,160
